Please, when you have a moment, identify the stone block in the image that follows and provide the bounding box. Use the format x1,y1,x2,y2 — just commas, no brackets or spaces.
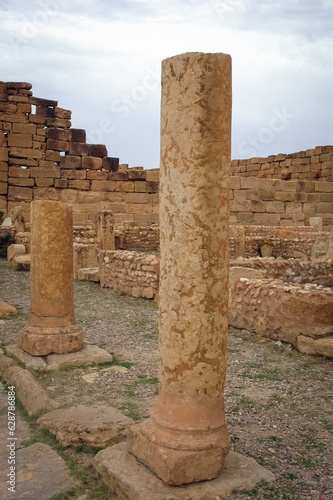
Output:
134,181,158,193
235,212,254,224
35,178,55,187
125,192,148,204
253,213,280,225
30,96,57,107
0,112,28,123
146,169,160,182
285,202,303,214
87,144,107,157
90,180,116,191
12,254,31,270
0,182,7,195
82,156,103,170
115,181,135,192
46,117,71,128
8,186,33,201
297,335,333,358
47,138,69,151
53,107,71,119
45,344,112,370
59,188,78,203
266,201,285,213
128,169,147,180
60,155,82,169
0,301,17,317
68,179,90,190
29,166,61,178
70,128,86,142
108,171,128,180
45,150,61,161
68,142,89,156
61,169,87,180
77,267,100,282
0,161,8,172
13,123,36,134
9,177,34,187
9,157,38,167
87,170,107,180
315,181,333,192
29,114,46,124
240,177,259,189
9,146,43,159
103,157,119,171
7,133,33,148
54,178,68,188
0,147,8,161
46,128,70,141
0,171,7,182
38,405,133,449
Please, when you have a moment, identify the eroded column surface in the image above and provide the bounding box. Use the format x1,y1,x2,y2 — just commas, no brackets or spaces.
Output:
17,200,83,355
127,52,232,485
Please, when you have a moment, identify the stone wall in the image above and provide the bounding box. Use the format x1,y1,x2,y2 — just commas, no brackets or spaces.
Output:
114,223,160,250
0,81,159,226
99,250,159,299
230,177,333,228
230,257,333,286
228,276,333,358
231,146,333,181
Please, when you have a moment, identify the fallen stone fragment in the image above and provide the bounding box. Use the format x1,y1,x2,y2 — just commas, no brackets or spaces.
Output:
5,344,47,371
12,253,30,271
94,442,275,500
0,443,75,499
38,405,134,449
0,301,17,318
45,344,112,370
7,243,26,262
297,335,333,358
2,365,58,416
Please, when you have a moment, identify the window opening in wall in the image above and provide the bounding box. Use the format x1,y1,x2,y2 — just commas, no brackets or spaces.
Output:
21,166,28,169
31,104,36,114
60,151,66,156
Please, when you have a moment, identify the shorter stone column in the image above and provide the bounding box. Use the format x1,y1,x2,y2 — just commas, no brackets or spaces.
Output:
96,211,115,250
17,200,83,355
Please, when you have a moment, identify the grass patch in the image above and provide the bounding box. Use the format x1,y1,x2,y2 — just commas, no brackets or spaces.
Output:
119,402,140,421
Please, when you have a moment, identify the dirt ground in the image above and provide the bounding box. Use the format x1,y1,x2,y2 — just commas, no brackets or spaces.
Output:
1,259,332,500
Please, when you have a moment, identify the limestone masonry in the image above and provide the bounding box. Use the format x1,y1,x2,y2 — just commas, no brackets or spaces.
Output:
1,81,333,230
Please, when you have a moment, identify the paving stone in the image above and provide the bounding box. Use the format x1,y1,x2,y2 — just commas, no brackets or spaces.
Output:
0,443,75,499
94,442,275,500
5,344,47,371
45,344,112,370
38,405,134,449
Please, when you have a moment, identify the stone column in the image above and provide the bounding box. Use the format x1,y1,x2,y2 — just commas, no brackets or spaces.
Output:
17,200,83,356
97,211,115,250
128,52,232,485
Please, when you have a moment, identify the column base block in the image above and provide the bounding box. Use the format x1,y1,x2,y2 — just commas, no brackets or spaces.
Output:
17,324,83,356
127,420,229,486
94,441,276,500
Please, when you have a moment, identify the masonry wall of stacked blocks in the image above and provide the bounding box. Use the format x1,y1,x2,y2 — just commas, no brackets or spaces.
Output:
2,81,333,359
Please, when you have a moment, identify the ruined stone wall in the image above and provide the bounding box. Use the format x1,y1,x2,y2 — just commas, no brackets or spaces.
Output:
0,81,159,226
230,257,333,286
230,177,333,228
100,250,159,299
231,146,333,181
115,224,160,250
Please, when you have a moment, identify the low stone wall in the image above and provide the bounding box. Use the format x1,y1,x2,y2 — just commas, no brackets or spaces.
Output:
115,224,160,250
99,250,159,299
231,146,333,181
230,257,333,286
228,275,333,358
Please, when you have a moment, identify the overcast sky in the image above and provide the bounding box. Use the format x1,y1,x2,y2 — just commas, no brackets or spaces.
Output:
1,0,332,169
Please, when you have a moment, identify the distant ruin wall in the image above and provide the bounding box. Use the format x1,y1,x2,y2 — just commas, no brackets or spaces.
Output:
1,81,333,229
231,146,333,181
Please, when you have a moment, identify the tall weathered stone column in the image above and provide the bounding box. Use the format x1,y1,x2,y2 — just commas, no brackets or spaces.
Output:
96,211,115,250
17,200,83,356
128,52,232,485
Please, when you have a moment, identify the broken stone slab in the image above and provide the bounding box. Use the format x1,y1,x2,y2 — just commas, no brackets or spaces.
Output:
12,253,30,271
0,301,17,318
7,243,26,262
77,267,100,282
45,344,112,370
38,405,134,449
5,344,47,371
2,365,58,416
0,443,75,500
93,442,275,500
297,335,333,358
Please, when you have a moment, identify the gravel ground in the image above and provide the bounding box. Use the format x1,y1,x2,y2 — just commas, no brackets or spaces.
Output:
1,259,332,500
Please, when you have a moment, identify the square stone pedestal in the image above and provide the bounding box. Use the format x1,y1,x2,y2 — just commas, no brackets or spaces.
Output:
94,442,275,500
